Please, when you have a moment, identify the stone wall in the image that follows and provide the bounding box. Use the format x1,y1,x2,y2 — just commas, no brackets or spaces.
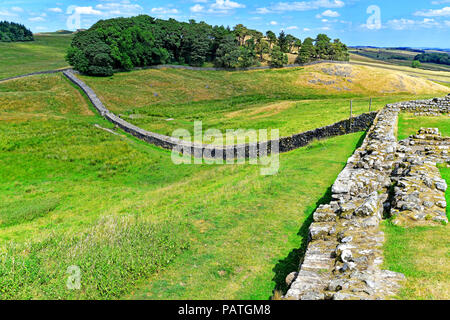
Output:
63,69,375,159
0,68,72,83
285,94,449,300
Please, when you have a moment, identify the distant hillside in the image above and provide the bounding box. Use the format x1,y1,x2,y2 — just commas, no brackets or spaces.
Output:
349,47,450,72
0,21,33,42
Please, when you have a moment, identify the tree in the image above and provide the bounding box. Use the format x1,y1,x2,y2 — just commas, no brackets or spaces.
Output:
233,24,248,46
270,45,288,67
330,39,349,61
255,38,269,61
214,35,241,68
266,30,277,49
314,34,331,59
412,60,421,68
293,39,302,54
0,21,33,42
278,31,289,53
296,37,315,64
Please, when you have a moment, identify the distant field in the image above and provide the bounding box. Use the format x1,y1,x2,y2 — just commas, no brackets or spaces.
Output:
80,63,447,140
350,48,450,72
0,34,72,79
0,73,365,299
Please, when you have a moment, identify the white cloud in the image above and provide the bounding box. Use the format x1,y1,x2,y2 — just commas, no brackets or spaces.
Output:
11,7,23,13
320,9,340,17
190,4,204,13
255,7,271,14
386,18,440,30
256,0,344,14
48,7,63,13
95,2,143,16
29,16,46,22
0,9,18,17
414,6,450,17
210,0,245,10
303,27,311,31
151,7,179,15
270,20,278,25
68,6,102,15
191,0,245,14
286,26,299,30
432,0,450,4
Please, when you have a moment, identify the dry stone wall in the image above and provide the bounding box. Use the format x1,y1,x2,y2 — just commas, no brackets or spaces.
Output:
63,69,375,158
285,94,449,300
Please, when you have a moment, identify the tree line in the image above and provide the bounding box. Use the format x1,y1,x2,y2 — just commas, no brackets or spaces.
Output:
67,15,349,76
0,21,34,42
414,52,450,66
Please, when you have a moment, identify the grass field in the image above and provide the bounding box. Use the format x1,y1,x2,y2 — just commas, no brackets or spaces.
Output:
0,36,449,300
350,48,450,73
79,63,447,140
350,53,450,84
0,34,72,79
382,115,449,300
0,73,365,299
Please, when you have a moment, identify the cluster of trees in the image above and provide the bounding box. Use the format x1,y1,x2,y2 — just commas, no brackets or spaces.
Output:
67,15,349,76
296,34,349,64
0,21,33,42
414,52,450,66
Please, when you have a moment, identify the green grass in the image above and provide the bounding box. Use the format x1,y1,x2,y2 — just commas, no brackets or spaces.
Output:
0,73,366,299
383,115,449,300
383,165,449,300
80,64,446,141
0,34,72,79
397,113,450,140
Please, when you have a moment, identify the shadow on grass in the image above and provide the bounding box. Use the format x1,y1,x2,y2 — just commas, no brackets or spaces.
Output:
270,131,367,298
270,186,333,296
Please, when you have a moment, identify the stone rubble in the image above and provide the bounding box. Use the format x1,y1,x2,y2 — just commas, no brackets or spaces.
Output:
285,94,449,300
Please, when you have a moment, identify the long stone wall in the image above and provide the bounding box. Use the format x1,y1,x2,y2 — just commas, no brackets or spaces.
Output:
0,68,72,83
63,69,375,159
285,94,449,300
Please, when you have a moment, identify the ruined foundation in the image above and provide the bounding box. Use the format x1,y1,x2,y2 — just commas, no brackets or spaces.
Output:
285,94,449,300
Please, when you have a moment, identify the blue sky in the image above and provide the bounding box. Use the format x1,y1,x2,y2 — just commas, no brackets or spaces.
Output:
1,0,450,47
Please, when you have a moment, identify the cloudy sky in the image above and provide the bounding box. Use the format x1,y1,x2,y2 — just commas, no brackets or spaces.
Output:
1,0,450,47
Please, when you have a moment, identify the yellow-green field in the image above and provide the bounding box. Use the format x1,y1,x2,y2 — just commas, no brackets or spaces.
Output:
0,34,72,79
79,63,448,140
0,73,366,299
0,34,449,300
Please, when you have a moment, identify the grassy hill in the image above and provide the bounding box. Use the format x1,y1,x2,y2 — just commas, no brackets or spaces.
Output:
0,73,365,299
80,63,448,140
0,34,449,300
350,47,450,73
0,34,72,79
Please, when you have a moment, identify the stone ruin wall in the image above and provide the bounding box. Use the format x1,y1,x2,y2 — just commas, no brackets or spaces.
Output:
285,94,449,300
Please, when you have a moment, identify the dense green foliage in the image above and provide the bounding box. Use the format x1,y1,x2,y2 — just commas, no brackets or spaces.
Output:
67,15,349,76
412,60,421,68
296,34,349,64
0,21,33,42
415,52,450,66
